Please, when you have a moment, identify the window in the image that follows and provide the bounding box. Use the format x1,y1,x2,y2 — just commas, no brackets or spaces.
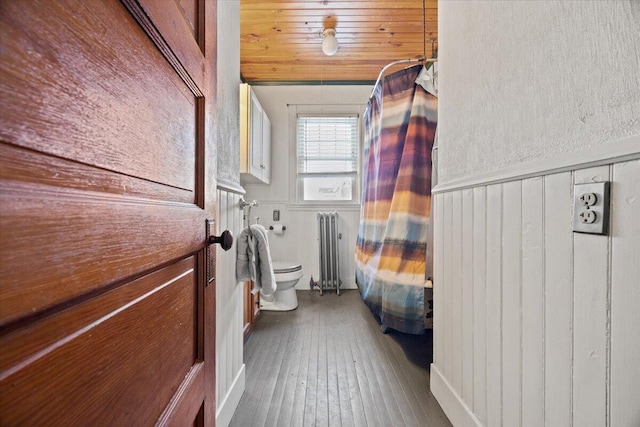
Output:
296,114,359,202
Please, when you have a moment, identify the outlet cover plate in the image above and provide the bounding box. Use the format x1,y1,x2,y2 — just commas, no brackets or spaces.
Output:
573,181,610,235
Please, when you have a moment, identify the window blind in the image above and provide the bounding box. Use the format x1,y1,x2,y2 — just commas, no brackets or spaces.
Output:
297,115,358,174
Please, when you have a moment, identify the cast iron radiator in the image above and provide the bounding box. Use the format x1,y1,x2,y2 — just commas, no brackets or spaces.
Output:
317,211,341,295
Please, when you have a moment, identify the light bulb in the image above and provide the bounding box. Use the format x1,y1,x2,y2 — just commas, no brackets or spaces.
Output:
322,29,338,56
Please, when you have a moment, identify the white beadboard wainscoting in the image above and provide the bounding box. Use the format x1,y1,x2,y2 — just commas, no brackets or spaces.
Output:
431,156,640,427
215,184,246,427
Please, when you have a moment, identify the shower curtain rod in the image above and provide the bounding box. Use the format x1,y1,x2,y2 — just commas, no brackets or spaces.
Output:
369,57,438,99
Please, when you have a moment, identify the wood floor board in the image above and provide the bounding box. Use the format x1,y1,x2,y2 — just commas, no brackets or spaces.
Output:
232,314,284,426
230,290,451,427
315,302,330,427
302,299,321,427
326,301,346,426
254,315,294,426
336,303,367,427
263,318,299,425
369,311,418,426
274,300,312,426
332,292,367,426
379,324,435,423
290,295,316,426
343,305,385,427
374,325,422,426
348,307,401,426
372,331,425,426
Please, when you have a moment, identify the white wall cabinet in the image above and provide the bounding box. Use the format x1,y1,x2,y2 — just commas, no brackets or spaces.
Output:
240,83,271,184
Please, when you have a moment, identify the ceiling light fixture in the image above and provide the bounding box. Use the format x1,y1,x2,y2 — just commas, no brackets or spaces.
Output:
321,28,338,56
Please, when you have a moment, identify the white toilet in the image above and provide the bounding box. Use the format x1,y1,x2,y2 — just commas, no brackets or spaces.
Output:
260,261,302,311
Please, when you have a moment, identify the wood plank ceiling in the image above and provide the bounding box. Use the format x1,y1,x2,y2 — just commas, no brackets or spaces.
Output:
240,0,438,84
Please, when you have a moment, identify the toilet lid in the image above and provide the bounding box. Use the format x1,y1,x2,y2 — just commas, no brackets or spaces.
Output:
273,261,302,274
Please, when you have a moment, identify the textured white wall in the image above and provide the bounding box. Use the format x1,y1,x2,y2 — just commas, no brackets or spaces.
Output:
243,85,372,289
248,85,372,202
215,2,244,426
216,0,241,185
433,1,640,426
438,0,640,183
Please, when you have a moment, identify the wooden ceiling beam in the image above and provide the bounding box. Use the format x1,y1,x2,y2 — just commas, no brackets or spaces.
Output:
240,23,432,34
241,11,436,22
240,37,431,46
240,47,433,58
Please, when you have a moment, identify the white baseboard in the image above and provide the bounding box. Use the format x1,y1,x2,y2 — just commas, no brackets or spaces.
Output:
430,364,483,427
216,364,246,427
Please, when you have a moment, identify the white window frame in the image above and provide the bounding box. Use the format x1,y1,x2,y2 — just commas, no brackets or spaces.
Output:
288,105,363,207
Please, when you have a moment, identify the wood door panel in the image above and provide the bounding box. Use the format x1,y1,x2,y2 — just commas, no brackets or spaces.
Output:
130,0,207,87
0,258,198,426
0,184,207,327
0,143,193,204
0,0,197,191
0,0,217,424
0,258,194,370
157,363,205,427
175,0,201,40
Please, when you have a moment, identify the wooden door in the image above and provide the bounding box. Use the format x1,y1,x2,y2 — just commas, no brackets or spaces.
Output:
0,0,218,425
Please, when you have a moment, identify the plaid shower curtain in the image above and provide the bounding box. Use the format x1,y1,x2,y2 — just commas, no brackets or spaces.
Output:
355,65,437,334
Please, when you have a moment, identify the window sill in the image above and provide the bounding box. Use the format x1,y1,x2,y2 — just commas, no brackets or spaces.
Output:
285,203,361,211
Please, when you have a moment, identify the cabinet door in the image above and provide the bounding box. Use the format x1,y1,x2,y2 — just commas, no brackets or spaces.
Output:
243,281,252,338
261,111,271,184
243,281,260,340
249,91,263,178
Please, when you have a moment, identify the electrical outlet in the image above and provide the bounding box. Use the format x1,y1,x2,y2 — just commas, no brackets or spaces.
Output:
578,210,597,224
578,192,597,206
273,210,280,221
573,182,610,235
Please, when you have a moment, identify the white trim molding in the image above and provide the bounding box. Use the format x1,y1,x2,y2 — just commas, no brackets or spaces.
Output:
433,134,640,194
217,178,246,195
431,364,483,427
215,365,245,427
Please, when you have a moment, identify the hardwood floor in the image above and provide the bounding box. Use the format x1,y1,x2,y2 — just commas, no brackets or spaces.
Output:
230,289,451,427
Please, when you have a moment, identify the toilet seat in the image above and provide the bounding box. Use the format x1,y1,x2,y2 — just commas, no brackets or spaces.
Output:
273,262,302,274
272,262,303,283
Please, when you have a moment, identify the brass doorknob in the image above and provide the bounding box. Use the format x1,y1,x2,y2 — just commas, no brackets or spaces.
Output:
209,230,233,251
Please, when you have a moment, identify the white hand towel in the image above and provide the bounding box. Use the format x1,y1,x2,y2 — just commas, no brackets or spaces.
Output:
236,227,253,282
235,224,277,299
249,224,277,298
